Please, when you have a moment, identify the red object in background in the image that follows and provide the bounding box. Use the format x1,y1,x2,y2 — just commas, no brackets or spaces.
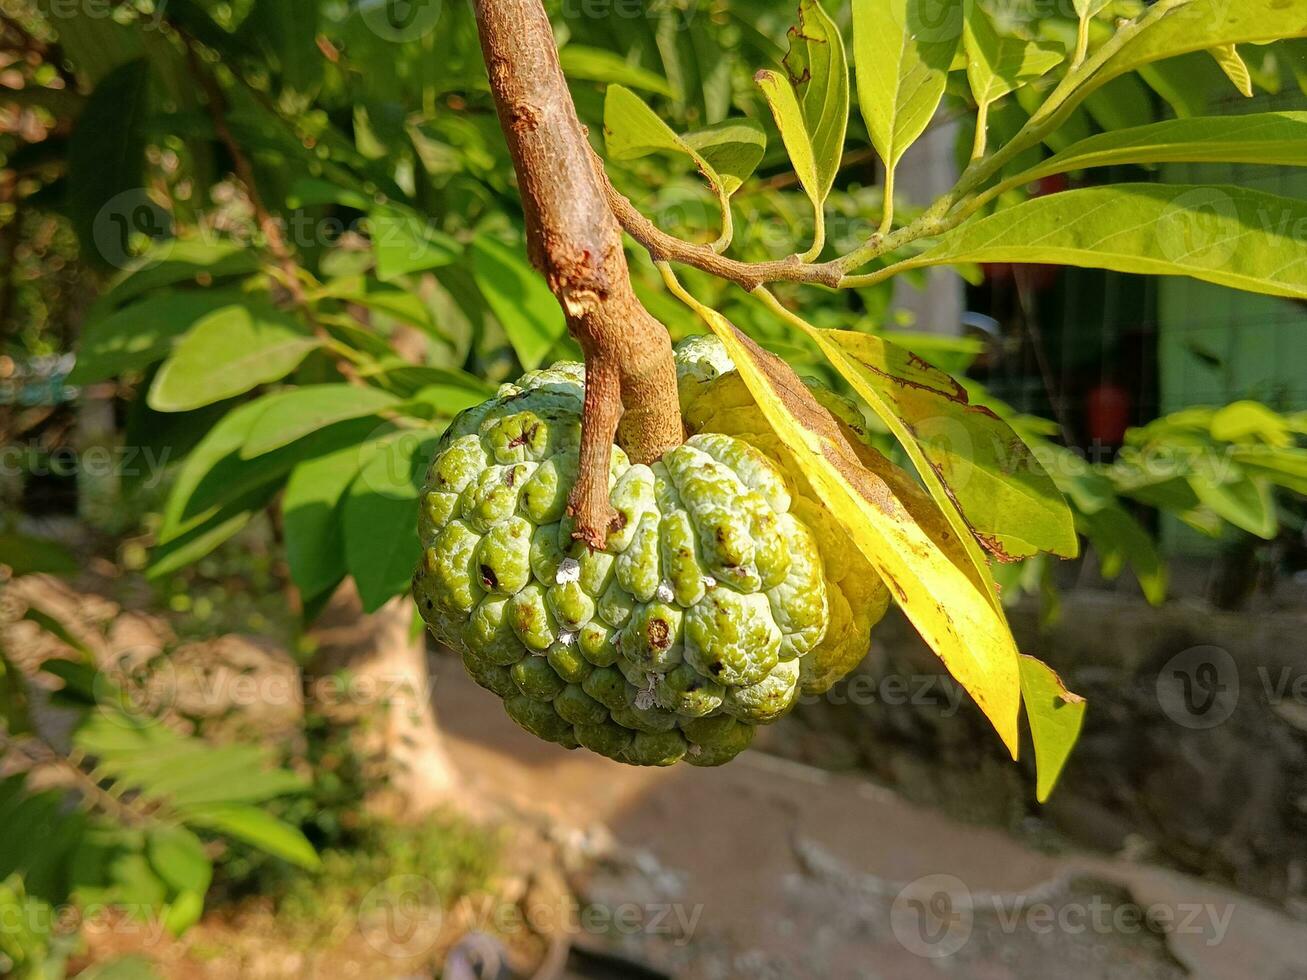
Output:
1087,381,1132,447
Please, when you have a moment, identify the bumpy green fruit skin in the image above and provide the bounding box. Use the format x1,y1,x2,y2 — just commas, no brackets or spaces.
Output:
414,338,888,766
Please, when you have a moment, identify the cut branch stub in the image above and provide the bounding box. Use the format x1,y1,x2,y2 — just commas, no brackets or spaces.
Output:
472,0,683,547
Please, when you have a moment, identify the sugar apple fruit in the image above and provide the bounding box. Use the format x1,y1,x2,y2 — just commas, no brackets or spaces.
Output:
413,336,890,766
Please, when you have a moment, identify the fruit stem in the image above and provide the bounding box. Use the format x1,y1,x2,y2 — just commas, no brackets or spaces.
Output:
471,0,683,547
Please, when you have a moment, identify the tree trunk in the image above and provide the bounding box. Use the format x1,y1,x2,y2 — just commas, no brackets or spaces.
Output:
307,580,459,819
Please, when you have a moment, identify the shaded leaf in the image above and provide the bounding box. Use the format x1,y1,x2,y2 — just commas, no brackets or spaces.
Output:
370,206,462,282
469,235,566,372
963,1,1064,111
283,429,395,602
343,432,439,612
71,289,252,385
560,45,672,96
0,534,78,576
68,58,152,267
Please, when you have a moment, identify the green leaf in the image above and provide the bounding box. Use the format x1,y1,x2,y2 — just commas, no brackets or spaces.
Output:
241,385,399,458
343,432,439,612
1019,655,1086,804
909,184,1307,301
68,58,152,268
315,277,448,344
161,890,205,936
1189,469,1277,539
813,330,1077,562
160,401,379,539
283,430,395,602
370,206,461,282
70,289,252,385
76,955,162,980
681,120,767,196
854,0,961,176
1232,446,1307,495
146,826,211,896
1076,504,1168,605
602,84,740,243
148,504,261,579
1210,399,1293,446
1072,0,1110,17
1210,44,1254,97
93,239,263,311
560,45,672,96
0,534,78,576
782,0,850,201
22,606,95,661
182,805,319,870
755,69,824,212
469,235,566,372
1095,0,1307,94
149,302,319,412
1012,113,1307,187
962,1,1065,111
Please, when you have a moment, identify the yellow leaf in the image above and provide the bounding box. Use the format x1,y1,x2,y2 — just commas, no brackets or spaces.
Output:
661,266,1021,755
1210,44,1254,98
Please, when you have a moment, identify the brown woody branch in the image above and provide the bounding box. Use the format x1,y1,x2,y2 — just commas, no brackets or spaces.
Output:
472,0,683,548
593,150,847,291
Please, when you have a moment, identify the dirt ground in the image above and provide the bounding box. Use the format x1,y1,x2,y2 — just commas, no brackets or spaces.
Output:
432,655,1307,980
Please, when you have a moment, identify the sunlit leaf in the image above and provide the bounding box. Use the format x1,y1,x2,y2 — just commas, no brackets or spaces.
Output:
815,329,1078,562
963,0,1065,113
909,184,1307,301
1019,655,1086,803
665,271,1021,755
1012,112,1307,187
241,385,399,458
149,303,319,412
782,0,850,200
1094,0,1307,95
854,0,961,177
1209,44,1253,97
